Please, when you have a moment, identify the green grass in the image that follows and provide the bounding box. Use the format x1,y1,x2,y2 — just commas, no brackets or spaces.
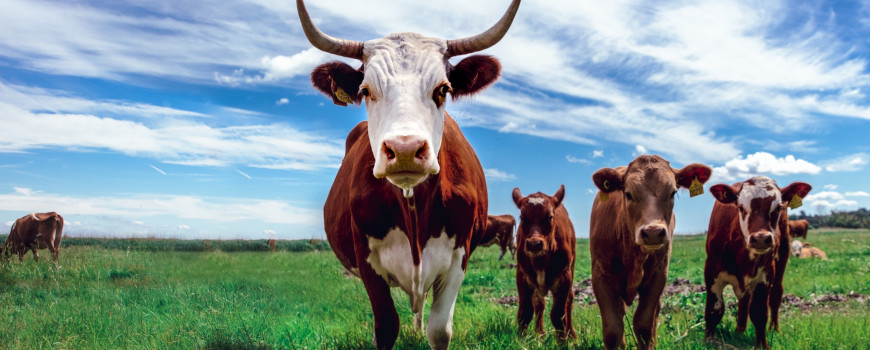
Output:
1,230,868,349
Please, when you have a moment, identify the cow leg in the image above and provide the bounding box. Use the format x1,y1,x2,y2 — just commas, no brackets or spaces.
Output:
549,277,576,340
498,245,507,260
749,285,770,349
356,260,399,349
32,248,39,262
593,278,626,349
517,277,535,336
532,292,545,335
426,258,465,350
736,292,750,333
634,275,666,349
704,275,725,340
413,291,427,334
769,250,788,331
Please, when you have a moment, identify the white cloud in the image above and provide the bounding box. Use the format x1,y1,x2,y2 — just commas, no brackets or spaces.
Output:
235,169,252,180
823,153,869,172
634,145,647,156
845,191,869,197
809,199,859,210
215,49,330,86
484,168,517,182
13,187,33,196
4,221,12,227
132,220,145,226
276,98,289,105
592,150,604,158
177,224,190,230
824,184,838,190
566,155,590,164
805,191,844,202
711,152,821,182
264,229,276,236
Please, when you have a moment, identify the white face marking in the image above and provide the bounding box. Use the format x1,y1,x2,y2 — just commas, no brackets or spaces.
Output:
737,177,781,245
364,33,448,190
527,197,546,205
791,240,803,256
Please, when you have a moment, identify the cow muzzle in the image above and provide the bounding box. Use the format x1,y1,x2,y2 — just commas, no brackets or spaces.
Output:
375,135,439,191
748,231,774,253
524,238,546,256
637,224,669,249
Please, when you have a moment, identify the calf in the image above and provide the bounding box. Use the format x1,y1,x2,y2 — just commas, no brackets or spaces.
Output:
705,176,811,349
2,212,64,262
790,240,828,260
787,219,810,239
513,185,576,340
590,155,712,349
479,214,516,260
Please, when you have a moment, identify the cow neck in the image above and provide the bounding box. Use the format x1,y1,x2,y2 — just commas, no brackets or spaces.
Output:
403,194,422,266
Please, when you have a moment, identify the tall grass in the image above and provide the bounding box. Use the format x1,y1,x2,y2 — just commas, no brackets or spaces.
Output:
0,230,867,349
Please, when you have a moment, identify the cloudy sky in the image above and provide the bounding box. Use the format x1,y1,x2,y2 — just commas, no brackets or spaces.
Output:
1,0,869,239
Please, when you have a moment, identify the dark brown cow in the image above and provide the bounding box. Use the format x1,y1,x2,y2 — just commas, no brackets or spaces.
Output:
2,212,64,262
513,185,576,340
479,214,516,260
705,176,811,349
590,155,712,349
787,219,810,239
299,0,520,348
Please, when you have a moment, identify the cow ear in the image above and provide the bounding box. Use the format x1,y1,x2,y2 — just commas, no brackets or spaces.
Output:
551,184,566,208
512,187,523,209
710,184,739,204
448,55,501,99
592,167,624,193
674,163,713,188
310,61,364,106
781,182,812,205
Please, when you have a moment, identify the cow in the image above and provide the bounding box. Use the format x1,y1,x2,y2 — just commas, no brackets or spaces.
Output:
1,212,64,262
787,219,810,239
705,176,811,349
790,240,828,260
479,214,517,260
297,0,521,348
512,185,576,340
590,155,712,349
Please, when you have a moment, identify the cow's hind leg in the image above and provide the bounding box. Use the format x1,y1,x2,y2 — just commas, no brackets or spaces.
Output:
426,253,466,350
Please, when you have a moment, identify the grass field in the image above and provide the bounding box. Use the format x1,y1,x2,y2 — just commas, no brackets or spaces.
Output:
1,229,868,349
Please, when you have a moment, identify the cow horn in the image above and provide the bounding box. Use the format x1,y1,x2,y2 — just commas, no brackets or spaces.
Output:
446,0,521,57
296,0,364,59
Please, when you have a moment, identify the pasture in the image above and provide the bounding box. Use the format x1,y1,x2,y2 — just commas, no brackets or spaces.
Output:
1,229,868,349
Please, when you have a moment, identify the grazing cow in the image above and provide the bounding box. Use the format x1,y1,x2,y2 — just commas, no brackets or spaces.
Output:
1,212,64,262
705,176,811,349
790,240,828,260
787,219,810,239
513,185,576,340
298,0,520,348
479,214,517,260
590,155,712,349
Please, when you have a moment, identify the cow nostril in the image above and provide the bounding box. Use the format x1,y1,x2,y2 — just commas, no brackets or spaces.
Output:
415,142,428,160
383,142,396,160
765,236,772,244
658,230,665,238
642,231,649,238
750,236,758,243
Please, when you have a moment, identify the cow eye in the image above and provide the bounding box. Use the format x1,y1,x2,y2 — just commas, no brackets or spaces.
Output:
548,215,554,222
670,191,677,199
625,192,633,201
361,87,370,97
432,84,451,107
737,204,746,215
438,84,450,96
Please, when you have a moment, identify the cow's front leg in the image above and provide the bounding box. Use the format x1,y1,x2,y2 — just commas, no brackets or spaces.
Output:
413,291,427,334
357,255,399,349
736,292,750,333
517,272,535,336
426,249,466,350
549,276,576,340
750,284,770,349
634,274,666,349
593,277,626,349
32,248,39,262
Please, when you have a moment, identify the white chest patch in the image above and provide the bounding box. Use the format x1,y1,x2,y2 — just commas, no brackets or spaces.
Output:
366,227,464,313
743,267,767,292
711,271,742,308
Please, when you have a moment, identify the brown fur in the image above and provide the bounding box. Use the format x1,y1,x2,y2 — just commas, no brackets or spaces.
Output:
479,214,516,260
322,114,487,349
799,245,828,259
2,212,64,262
705,178,811,349
787,219,809,239
513,185,576,340
589,155,712,349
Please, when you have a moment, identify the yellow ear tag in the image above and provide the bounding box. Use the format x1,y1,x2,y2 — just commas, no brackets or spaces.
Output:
334,88,354,104
788,195,803,209
599,180,610,202
689,177,704,198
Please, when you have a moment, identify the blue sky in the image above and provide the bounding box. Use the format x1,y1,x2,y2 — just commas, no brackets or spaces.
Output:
1,0,869,240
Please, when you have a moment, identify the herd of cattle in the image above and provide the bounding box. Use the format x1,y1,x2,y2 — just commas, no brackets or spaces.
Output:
0,1,835,349
294,0,833,348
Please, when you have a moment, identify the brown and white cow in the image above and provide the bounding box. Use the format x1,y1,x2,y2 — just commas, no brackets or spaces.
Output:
513,185,576,340
590,155,712,349
2,212,64,262
787,219,810,239
479,214,517,260
298,0,520,348
705,176,811,349
790,240,828,260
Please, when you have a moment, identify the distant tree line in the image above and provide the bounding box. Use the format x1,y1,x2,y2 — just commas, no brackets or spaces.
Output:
0,235,332,252
789,208,870,229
